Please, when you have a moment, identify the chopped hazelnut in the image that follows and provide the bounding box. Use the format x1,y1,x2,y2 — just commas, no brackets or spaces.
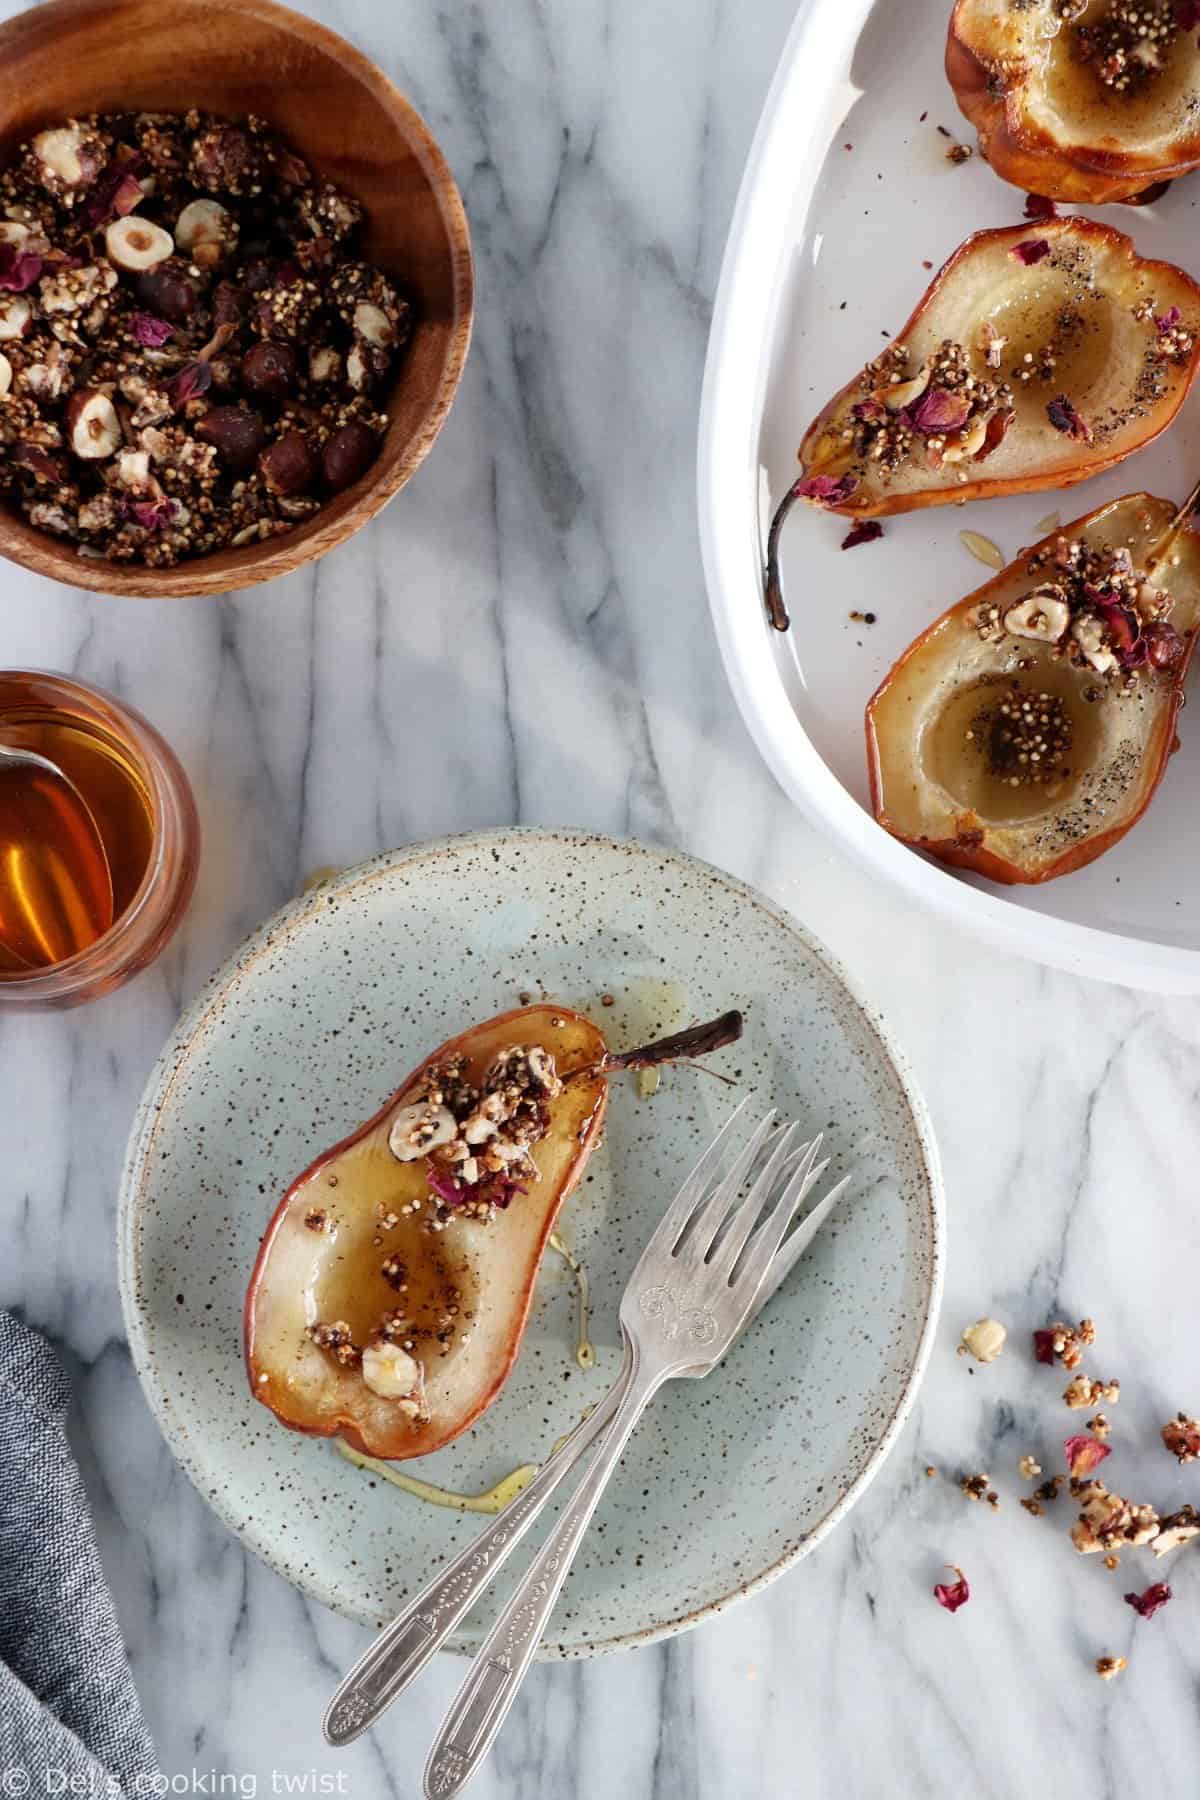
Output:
1095,1656,1126,1681
105,216,174,272
958,1317,1007,1363
66,389,121,460
1150,1506,1200,1556
1071,1481,1159,1554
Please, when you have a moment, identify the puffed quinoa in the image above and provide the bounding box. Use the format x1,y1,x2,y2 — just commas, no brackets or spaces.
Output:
960,1471,999,1508
1034,1317,1096,1370
1019,1454,1041,1480
1063,1374,1119,1409
1161,1412,1200,1464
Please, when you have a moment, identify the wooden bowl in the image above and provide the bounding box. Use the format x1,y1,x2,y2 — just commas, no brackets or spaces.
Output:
0,0,473,597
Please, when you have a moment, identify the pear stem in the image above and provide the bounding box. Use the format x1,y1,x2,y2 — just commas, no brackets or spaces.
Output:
568,1008,744,1085
764,484,802,632
1145,472,1200,578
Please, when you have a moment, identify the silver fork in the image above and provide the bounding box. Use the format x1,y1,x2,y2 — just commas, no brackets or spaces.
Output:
323,1101,802,1746
422,1109,851,1798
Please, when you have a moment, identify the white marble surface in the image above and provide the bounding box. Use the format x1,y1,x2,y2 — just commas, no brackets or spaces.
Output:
4,0,1200,1794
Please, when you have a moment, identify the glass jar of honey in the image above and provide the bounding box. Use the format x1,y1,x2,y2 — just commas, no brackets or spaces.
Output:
0,670,199,1008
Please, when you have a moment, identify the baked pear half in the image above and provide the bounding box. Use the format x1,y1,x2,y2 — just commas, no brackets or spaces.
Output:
866,492,1200,883
765,220,1200,628
245,1002,740,1459
948,0,1200,206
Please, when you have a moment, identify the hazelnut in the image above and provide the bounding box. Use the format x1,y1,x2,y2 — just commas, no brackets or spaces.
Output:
959,1317,1007,1363
240,340,297,403
174,198,233,252
388,1101,457,1162
360,1341,420,1401
135,264,199,322
259,431,318,497
309,346,341,384
31,125,95,189
353,301,396,348
20,342,74,403
321,420,379,493
346,339,391,392
106,216,174,273
1072,613,1117,676
0,221,29,246
0,351,11,396
114,448,152,492
1004,587,1070,644
0,295,32,340
882,363,931,411
175,198,234,263
66,388,121,460
194,404,267,474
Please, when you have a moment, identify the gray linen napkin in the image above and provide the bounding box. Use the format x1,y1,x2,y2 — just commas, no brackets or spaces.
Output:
0,1310,162,1800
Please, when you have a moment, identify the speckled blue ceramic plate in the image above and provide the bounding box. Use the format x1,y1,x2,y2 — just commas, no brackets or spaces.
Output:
118,829,943,1654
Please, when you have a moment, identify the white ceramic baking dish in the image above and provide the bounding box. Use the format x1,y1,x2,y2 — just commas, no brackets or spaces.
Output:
699,0,1200,990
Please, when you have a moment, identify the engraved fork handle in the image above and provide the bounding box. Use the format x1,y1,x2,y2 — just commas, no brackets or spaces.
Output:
423,1346,666,1799
323,1346,635,1747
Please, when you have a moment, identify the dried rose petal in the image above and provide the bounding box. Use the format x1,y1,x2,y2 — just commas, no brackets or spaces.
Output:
841,521,884,550
80,160,147,227
131,312,174,348
1011,238,1050,265
426,1166,465,1207
1093,598,1145,668
933,1566,970,1612
126,497,177,531
169,360,213,406
1143,620,1185,669
1046,394,1092,441
1065,1434,1111,1476
11,442,63,483
1033,1329,1056,1365
905,387,971,434
1176,0,1200,28
794,472,859,506
852,398,886,423
0,242,43,292
1023,194,1058,221
1125,1583,1172,1618
1156,305,1183,334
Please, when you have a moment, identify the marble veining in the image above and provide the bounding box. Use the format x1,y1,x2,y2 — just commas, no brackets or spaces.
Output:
3,0,1200,1795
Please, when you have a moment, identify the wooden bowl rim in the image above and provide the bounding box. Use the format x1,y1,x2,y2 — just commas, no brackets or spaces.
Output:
0,0,474,599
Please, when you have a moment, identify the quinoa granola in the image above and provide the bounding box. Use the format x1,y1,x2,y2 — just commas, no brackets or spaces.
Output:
973,533,1188,688
0,110,409,565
